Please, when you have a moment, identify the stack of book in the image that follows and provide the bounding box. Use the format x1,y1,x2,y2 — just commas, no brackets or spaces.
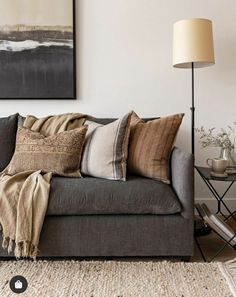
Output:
195,203,236,247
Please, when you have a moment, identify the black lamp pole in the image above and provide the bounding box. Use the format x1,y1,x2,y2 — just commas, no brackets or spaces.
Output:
191,61,208,235
191,62,195,156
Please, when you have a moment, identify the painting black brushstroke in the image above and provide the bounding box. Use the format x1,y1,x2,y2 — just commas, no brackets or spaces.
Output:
0,0,75,99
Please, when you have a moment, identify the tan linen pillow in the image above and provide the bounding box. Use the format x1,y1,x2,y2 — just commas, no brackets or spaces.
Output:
81,113,131,181
8,126,88,177
128,112,184,183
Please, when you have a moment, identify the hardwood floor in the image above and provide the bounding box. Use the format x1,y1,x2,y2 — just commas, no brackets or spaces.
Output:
193,231,236,262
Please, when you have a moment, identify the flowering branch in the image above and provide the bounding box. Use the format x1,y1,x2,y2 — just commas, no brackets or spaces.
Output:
196,123,236,150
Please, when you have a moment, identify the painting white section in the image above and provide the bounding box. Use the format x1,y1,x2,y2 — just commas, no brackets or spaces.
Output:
0,40,73,52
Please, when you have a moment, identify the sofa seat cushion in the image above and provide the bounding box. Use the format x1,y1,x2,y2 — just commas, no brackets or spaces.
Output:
47,176,182,215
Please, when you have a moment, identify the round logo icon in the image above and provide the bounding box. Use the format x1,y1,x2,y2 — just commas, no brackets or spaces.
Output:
9,275,28,294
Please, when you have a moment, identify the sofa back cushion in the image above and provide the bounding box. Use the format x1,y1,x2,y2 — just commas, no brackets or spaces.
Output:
128,112,184,183
8,126,88,177
0,114,19,171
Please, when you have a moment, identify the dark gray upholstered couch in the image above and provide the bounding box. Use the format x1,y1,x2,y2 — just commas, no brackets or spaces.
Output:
0,115,194,259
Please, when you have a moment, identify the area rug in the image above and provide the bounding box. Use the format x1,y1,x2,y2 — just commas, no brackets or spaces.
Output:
0,260,235,297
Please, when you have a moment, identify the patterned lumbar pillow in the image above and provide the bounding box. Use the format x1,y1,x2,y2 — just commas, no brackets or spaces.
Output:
8,126,88,177
81,113,131,181
128,112,184,183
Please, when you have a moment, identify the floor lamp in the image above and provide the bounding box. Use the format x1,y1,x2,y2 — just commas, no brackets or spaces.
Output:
172,18,215,156
172,18,215,235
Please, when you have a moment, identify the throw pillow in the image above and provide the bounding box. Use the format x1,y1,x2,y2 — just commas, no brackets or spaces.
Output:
81,113,131,181
0,114,19,171
8,126,88,177
128,112,184,183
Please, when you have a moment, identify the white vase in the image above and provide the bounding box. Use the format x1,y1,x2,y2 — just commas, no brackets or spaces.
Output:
219,147,236,167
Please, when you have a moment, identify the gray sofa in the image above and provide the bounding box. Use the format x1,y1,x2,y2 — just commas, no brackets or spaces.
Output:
0,115,194,259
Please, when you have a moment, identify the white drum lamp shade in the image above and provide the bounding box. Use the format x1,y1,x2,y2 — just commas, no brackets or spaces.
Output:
173,18,215,68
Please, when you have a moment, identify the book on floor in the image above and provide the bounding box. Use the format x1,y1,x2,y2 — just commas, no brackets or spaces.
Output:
195,203,236,246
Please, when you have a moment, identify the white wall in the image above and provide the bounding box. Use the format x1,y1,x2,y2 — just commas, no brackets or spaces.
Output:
1,0,236,202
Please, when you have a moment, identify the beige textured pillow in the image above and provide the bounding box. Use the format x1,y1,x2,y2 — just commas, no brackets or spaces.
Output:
8,126,88,177
128,112,184,183
81,113,131,180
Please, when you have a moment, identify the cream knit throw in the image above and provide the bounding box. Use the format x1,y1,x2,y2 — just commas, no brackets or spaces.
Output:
0,113,87,259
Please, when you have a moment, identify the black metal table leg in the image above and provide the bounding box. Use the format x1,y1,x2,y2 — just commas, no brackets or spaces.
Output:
195,210,236,262
197,171,236,222
195,166,236,262
195,236,207,262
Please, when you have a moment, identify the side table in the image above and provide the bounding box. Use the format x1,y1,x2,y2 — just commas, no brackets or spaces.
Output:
195,166,236,261
195,166,236,221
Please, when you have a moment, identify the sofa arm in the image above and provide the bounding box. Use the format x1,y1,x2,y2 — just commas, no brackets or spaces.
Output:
170,147,194,219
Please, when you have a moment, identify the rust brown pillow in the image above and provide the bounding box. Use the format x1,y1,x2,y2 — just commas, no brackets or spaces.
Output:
128,112,184,183
8,126,88,177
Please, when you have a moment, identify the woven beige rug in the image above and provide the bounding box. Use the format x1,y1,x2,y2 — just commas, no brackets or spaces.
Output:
0,260,235,297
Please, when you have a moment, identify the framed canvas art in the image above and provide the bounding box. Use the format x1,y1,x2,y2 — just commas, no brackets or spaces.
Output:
0,0,76,99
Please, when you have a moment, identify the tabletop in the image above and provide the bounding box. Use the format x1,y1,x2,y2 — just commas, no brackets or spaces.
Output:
195,166,236,182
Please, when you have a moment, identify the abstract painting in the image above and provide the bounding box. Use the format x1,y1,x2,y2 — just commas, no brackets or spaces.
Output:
0,0,76,99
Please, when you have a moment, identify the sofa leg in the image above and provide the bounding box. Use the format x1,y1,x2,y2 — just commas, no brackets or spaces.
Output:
181,256,191,262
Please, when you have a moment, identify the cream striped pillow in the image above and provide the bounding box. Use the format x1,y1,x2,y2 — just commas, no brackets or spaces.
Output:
81,113,131,181
128,112,184,183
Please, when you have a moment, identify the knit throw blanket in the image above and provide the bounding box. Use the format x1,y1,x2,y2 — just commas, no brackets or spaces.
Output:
0,113,87,259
